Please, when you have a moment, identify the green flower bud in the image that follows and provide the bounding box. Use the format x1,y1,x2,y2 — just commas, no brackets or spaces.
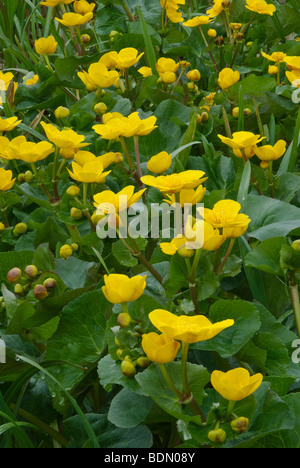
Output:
55,106,70,120
43,278,57,289
14,223,28,236
24,170,34,183
81,34,91,44
208,428,226,444
71,243,79,252
70,207,83,220
33,284,48,300
121,360,137,378
136,356,150,368
94,102,107,115
231,417,249,433
117,312,131,328
14,283,24,295
18,173,25,183
66,185,80,197
24,265,39,280
0,222,5,232
178,246,194,258
7,267,22,283
292,240,300,252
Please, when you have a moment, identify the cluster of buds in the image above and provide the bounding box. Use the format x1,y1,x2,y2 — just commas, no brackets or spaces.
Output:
18,171,34,184
207,416,249,445
6,265,57,300
12,222,28,238
59,243,79,259
114,313,150,378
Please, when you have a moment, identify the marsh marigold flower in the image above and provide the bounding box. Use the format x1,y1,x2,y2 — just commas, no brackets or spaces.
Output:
102,273,146,304
156,57,179,84
41,122,89,150
218,131,265,160
0,71,18,105
211,368,263,401
201,199,251,239
55,12,93,27
0,136,54,163
0,168,16,192
142,332,180,364
78,62,120,91
148,309,234,343
206,0,226,17
218,67,240,90
35,36,57,55
93,185,146,214
255,140,286,169
161,0,185,23
138,67,153,78
183,15,214,27
41,0,74,6
164,185,206,207
245,0,276,16
23,74,39,86
74,0,96,15
67,160,110,184
111,48,144,70
0,116,21,132
141,170,207,194
147,151,172,174
261,51,286,64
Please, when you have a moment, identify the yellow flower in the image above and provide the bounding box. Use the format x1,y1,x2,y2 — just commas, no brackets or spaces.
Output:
40,122,89,150
140,170,207,194
67,160,110,183
160,235,189,256
211,368,263,401
102,273,146,304
218,131,265,160
160,0,185,23
268,65,279,75
185,217,227,250
186,69,201,81
74,150,123,168
148,309,234,343
23,74,39,86
255,140,286,169
182,15,214,27
147,151,172,174
208,28,217,38
0,136,54,163
156,57,179,76
35,36,57,55
78,62,120,91
286,69,300,85
138,67,153,78
41,0,74,6
0,116,21,132
284,56,300,71
245,0,276,16
93,112,157,139
0,71,18,105
93,185,146,213
0,168,16,192
112,48,144,70
164,185,206,207
55,12,94,27
142,332,180,364
123,112,158,137
74,0,96,15
261,51,286,63
201,199,251,239
217,67,240,90
206,0,225,17
99,51,119,69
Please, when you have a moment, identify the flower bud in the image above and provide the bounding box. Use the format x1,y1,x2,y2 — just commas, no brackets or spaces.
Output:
208,28,217,38
60,148,76,160
0,222,5,232
178,245,194,258
14,283,24,295
268,65,279,75
215,36,224,47
116,348,125,360
121,359,136,378
136,356,150,368
231,417,249,433
66,185,80,197
14,223,28,236
33,284,48,300
24,265,39,280
186,69,201,82
18,173,25,183
207,428,226,443
43,278,57,289
71,243,79,252
117,312,132,328
244,108,252,116
81,34,91,44
7,267,22,283
232,107,239,118
91,211,105,225
60,244,73,259
55,106,70,120
94,102,108,115
24,170,34,183
70,207,83,220
292,240,300,252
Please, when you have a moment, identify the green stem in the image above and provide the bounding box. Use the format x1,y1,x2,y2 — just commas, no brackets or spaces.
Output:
129,236,164,285
289,272,300,338
133,136,143,181
121,0,135,22
52,146,60,201
190,248,201,279
181,342,190,395
225,400,236,420
198,26,218,72
119,136,135,172
121,302,129,315
217,238,235,276
158,364,183,399
268,161,275,198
